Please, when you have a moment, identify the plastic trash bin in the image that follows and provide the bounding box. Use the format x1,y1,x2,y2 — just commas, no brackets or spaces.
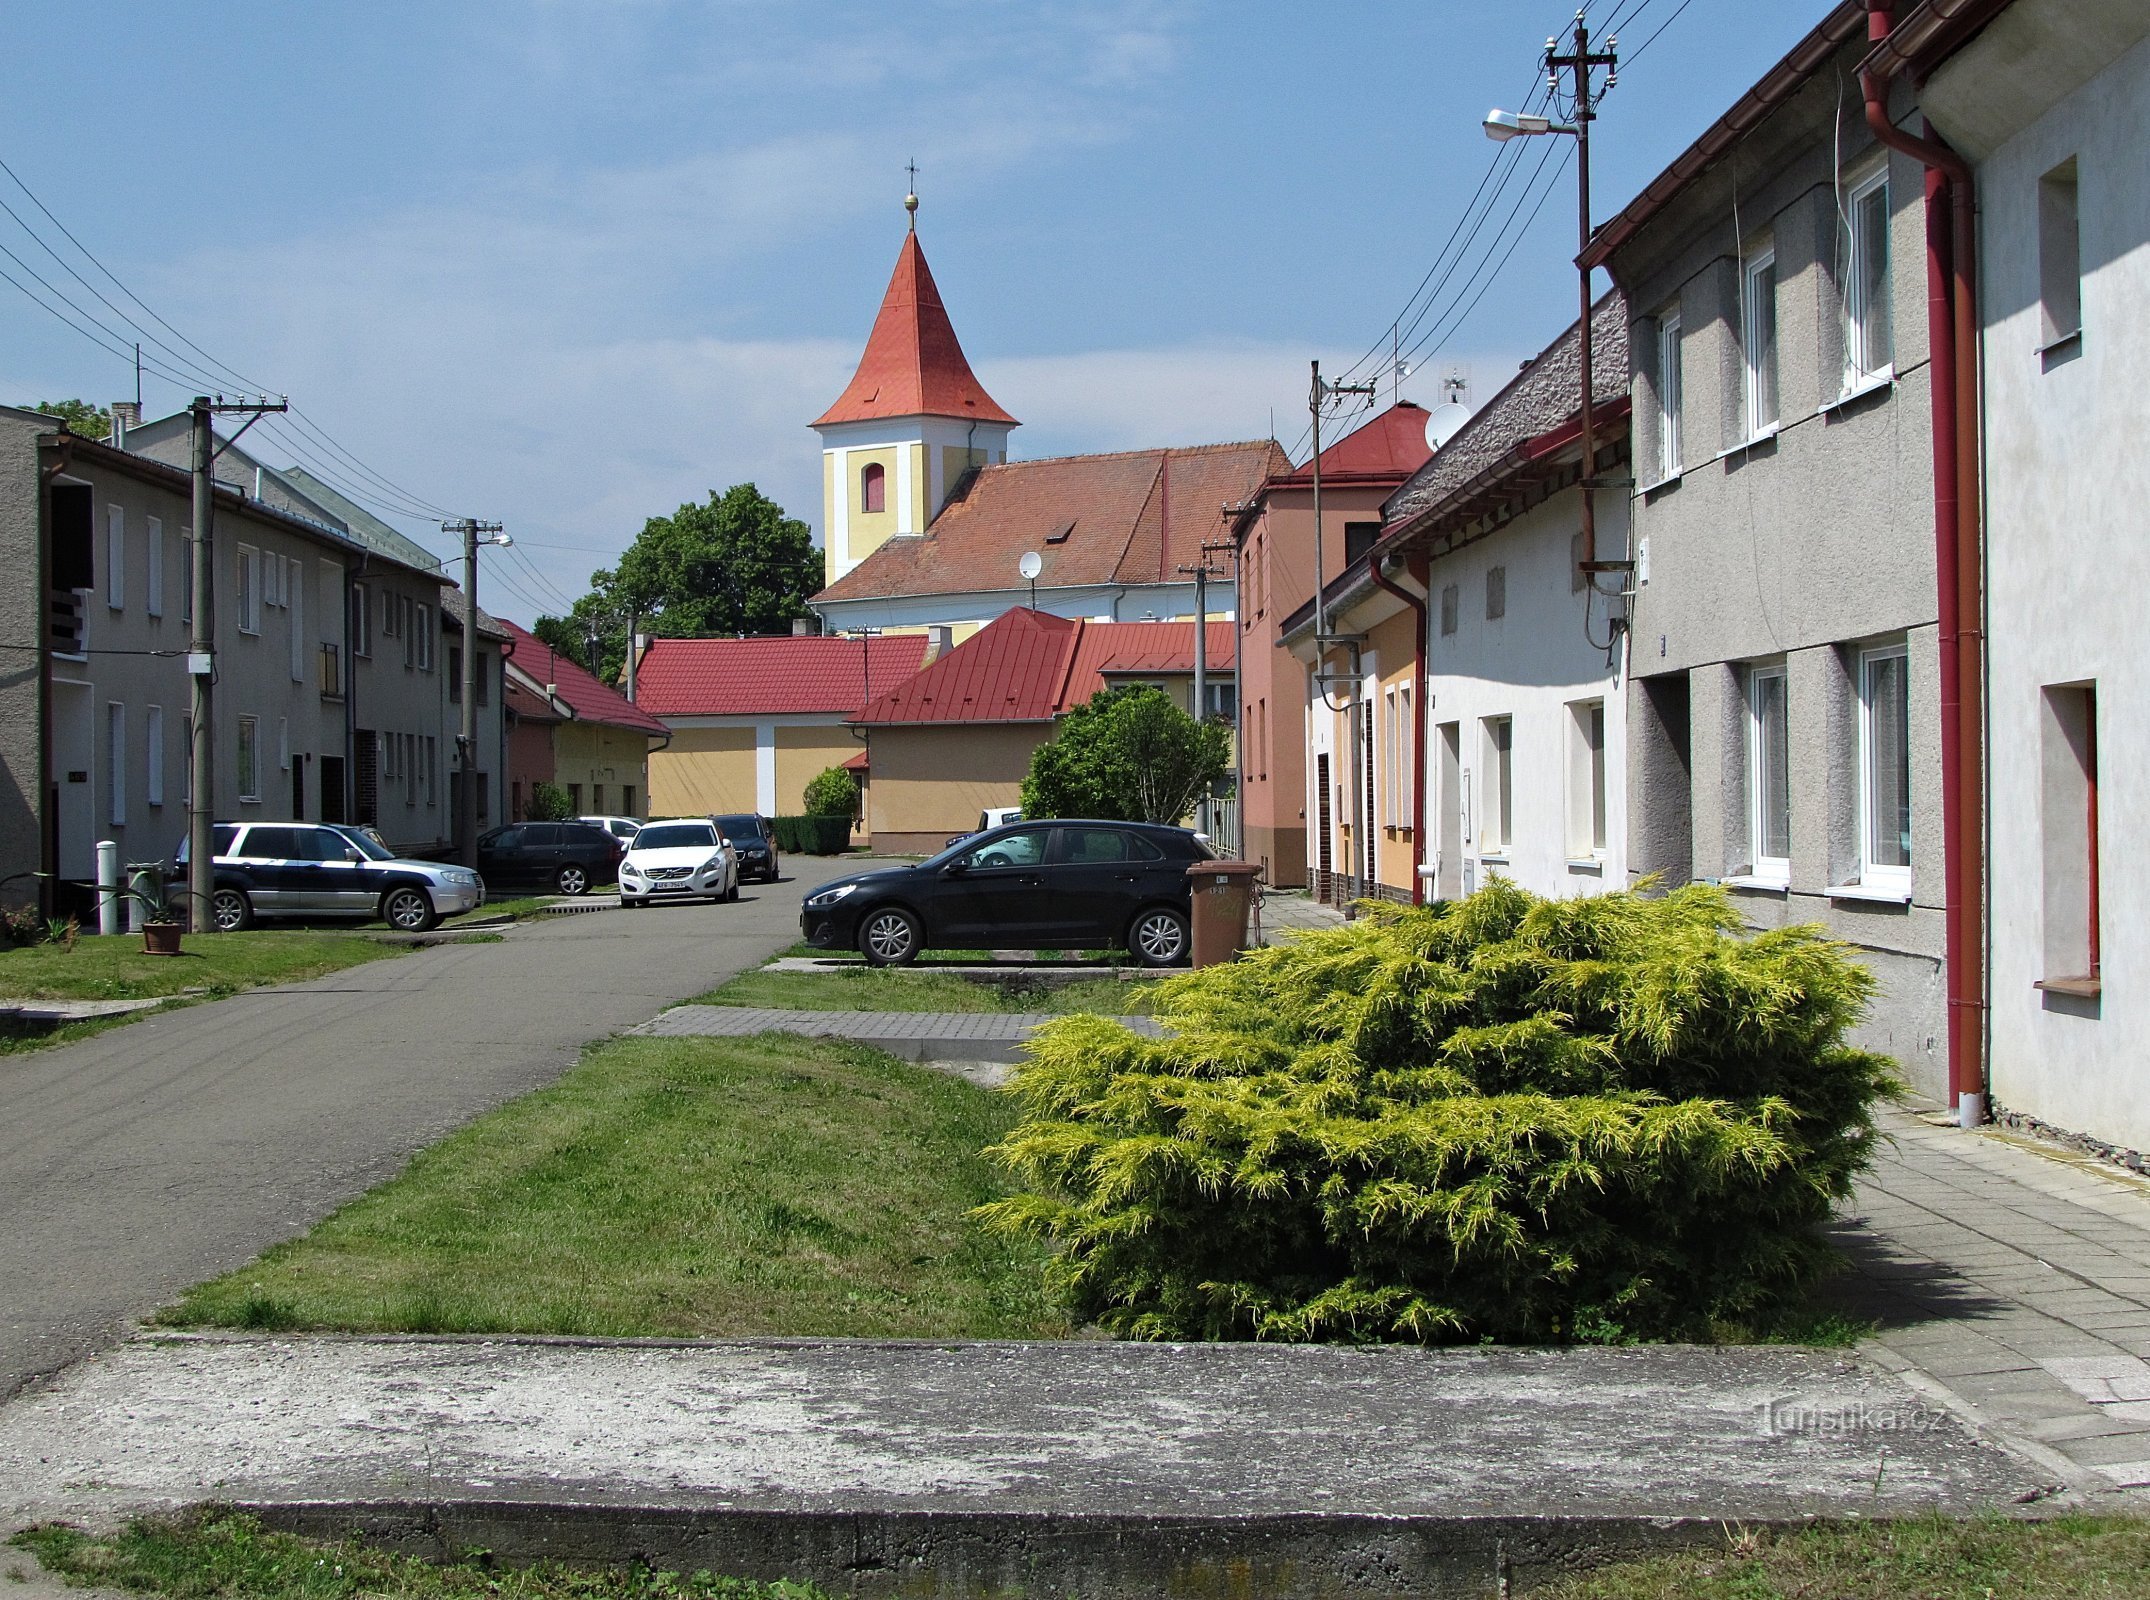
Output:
1186,860,1262,967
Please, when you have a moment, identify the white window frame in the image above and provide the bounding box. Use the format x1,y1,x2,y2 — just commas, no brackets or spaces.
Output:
1743,248,1779,439
1843,168,1894,393
237,715,261,803
106,506,125,610
1398,682,1415,833
1480,715,1513,855
1567,698,1608,859
262,549,281,609
146,705,165,808
278,716,291,773
146,516,164,618
1656,312,1683,480
352,583,372,658
416,603,433,671
1746,664,1791,884
1857,642,1913,895
237,545,261,635
107,701,127,827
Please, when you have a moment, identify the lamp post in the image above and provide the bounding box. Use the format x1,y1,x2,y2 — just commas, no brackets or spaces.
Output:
1485,12,1618,583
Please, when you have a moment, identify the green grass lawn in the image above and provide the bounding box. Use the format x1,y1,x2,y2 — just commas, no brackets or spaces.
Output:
695,964,1160,1015
160,1031,1063,1340
1535,1513,2150,1599
12,1511,830,1600
0,931,404,1002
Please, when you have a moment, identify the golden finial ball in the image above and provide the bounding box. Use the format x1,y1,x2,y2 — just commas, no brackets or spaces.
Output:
904,192,919,214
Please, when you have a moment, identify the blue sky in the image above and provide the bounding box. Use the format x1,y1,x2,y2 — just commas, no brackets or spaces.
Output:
0,1,1826,625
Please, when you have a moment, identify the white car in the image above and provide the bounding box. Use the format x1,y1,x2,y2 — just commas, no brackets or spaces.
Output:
617,819,738,909
575,814,644,843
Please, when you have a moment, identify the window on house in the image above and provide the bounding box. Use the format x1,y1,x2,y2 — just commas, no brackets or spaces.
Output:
288,565,305,682
1568,698,1607,857
861,462,886,514
2039,157,2081,350
1203,680,1233,720
1746,664,1790,880
146,705,164,808
416,604,432,670
278,717,291,775
1398,682,1415,831
2039,684,2099,991
1345,521,1381,565
478,652,491,706
449,646,463,701
1440,583,1459,636
1486,565,1506,621
237,546,261,635
262,551,280,609
146,517,164,618
1382,688,1399,829
237,715,261,802
1480,715,1512,854
1858,643,1911,892
107,701,126,827
1657,312,1683,479
106,506,125,610
352,584,370,656
1844,168,1894,389
1744,248,1780,436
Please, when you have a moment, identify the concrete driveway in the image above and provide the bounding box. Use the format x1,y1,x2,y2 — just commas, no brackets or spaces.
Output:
0,855,862,1402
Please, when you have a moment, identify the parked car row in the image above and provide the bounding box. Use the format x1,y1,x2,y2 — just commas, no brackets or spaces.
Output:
802,818,1210,967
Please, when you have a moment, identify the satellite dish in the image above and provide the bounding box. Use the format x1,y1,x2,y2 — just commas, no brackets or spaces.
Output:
1017,551,1043,580
1424,402,1472,452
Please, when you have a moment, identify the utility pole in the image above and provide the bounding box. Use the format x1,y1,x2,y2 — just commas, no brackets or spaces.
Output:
1177,537,1238,846
624,608,639,702
1549,14,1617,576
186,394,286,932
1308,361,1375,902
444,518,508,868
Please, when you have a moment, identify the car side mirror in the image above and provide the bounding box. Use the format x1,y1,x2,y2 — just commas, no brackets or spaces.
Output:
942,858,969,876
344,847,364,862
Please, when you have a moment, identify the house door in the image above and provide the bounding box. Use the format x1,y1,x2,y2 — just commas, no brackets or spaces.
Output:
1314,753,1333,894
320,755,346,824
353,732,378,825
290,754,307,820
50,679,93,883
1437,722,1462,900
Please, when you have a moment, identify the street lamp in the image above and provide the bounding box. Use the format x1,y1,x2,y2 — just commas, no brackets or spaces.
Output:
1484,14,1619,589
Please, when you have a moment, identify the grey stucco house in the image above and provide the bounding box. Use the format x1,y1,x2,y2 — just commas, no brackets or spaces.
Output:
1584,2,1950,1102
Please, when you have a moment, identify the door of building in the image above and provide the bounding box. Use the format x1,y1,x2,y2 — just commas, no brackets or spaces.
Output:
1437,722,1462,900
1314,752,1333,896
320,755,346,823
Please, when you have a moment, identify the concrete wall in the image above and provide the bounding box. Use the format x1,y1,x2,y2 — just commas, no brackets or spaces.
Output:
1610,45,1948,1099
1421,489,1630,905
1923,3,2150,1150
865,723,1044,853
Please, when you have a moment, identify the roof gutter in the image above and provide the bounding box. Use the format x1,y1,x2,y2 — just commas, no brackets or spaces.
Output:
1860,0,1986,1128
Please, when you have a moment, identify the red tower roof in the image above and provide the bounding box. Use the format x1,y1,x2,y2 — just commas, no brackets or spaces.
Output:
812,232,1018,429
1275,401,1436,486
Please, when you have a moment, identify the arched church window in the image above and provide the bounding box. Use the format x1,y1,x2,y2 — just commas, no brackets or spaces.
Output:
861,462,887,514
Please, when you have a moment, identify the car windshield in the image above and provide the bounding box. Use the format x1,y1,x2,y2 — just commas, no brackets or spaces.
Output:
329,827,395,861
633,823,716,852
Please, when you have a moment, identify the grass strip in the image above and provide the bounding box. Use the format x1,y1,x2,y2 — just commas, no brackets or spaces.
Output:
0,931,404,1003
12,1509,831,1600
1535,1512,2150,1598
161,1031,1062,1339
695,965,1158,1016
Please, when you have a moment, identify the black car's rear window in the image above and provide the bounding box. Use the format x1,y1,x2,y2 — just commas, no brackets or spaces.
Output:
713,814,767,838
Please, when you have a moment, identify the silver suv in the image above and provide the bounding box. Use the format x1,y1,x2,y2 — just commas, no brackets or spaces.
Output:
177,821,485,932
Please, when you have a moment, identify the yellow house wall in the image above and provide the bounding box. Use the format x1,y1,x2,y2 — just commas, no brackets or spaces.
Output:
553,721,652,819
821,453,838,586
648,727,754,818
776,726,864,820
866,723,1046,851
1368,608,1420,895
843,445,902,569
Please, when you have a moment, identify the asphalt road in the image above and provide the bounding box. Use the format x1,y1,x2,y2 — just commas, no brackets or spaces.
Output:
0,857,862,1402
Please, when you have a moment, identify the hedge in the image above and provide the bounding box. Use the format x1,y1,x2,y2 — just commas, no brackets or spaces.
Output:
978,880,1897,1345
772,814,854,855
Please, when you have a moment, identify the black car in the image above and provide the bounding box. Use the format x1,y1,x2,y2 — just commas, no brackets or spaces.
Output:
712,813,780,883
801,819,1209,967
476,821,622,895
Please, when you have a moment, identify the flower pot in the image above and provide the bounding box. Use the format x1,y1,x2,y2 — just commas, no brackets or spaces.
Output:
141,921,184,957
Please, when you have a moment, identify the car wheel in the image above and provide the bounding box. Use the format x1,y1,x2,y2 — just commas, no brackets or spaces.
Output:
724,875,740,903
555,864,590,896
210,888,254,933
620,896,641,909
859,906,922,967
382,886,438,933
1130,906,1190,968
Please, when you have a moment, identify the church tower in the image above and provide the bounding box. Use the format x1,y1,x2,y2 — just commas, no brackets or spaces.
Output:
811,193,1018,587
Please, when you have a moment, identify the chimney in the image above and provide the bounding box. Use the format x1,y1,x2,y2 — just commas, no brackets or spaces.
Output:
792,616,815,636
925,624,952,662
110,400,141,449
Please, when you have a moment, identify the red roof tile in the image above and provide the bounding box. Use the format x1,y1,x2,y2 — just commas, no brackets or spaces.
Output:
811,232,1017,428
815,439,1287,605
497,618,670,736
853,610,1234,726
632,633,932,717
1275,402,1436,486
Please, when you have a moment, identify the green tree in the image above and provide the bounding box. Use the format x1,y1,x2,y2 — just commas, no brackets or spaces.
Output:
1021,686,1231,825
802,765,860,818
534,483,819,681
525,781,573,821
33,399,111,441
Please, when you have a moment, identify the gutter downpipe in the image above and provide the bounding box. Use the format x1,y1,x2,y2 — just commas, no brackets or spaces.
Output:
1862,0,1985,1128
1367,550,1429,904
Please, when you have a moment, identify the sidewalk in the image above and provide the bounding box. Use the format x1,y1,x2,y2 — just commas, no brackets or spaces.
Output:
1255,887,1347,945
1829,1104,2150,1495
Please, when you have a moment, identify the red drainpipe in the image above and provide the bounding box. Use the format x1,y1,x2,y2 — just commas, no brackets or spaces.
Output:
1861,0,1986,1125
1367,550,1429,904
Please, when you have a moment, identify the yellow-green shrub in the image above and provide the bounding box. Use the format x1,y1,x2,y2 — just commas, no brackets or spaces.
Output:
979,881,1896,1343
